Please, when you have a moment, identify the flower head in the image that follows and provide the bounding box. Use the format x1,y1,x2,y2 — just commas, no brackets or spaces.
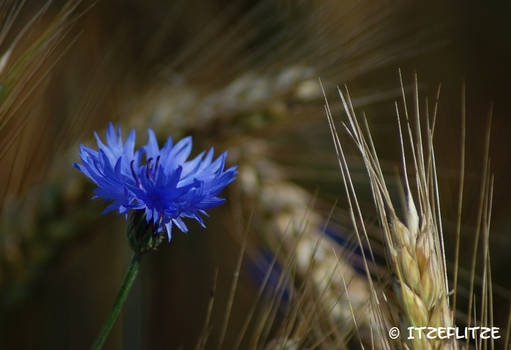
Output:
74,123,236,240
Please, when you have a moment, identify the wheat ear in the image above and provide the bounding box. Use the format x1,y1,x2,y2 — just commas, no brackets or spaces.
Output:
325,73,458,349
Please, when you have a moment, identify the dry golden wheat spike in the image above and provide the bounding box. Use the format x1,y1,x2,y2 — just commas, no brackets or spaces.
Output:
323,72,469,349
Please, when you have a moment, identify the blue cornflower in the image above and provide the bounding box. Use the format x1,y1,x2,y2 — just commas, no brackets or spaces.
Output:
74,123,237,240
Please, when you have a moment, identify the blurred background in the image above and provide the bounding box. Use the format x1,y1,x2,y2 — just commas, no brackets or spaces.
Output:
1,0,511,349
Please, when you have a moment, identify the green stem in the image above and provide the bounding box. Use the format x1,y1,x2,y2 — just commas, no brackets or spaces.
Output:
91,254,141,350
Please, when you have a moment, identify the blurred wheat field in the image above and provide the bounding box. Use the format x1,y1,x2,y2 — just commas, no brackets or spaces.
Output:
1,0,511,349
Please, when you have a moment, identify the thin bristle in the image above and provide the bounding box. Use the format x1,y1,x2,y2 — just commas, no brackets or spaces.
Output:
216,223,249,350
195,268,219,350
452,82,466,314
466,103,493,343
